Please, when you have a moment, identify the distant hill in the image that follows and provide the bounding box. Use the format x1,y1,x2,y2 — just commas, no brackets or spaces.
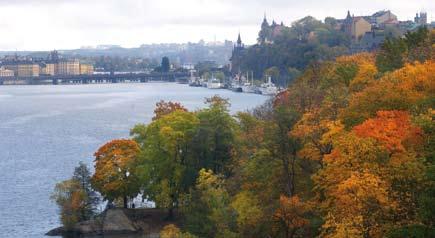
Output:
0,41,235,66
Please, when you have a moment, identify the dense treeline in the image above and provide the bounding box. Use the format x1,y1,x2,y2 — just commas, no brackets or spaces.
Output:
239,16,350,86
53,28,434,237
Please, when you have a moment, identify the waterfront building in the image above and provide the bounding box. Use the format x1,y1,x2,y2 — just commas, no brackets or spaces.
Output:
40,63,56,76
17,63,39,77
57,59,80,75
80,64,94,75
3,64,18,76
0,67,14,77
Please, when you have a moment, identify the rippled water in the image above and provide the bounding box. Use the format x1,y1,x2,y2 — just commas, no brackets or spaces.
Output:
0,83,268,238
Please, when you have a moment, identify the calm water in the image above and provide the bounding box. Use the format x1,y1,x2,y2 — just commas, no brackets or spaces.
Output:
0,83,268,238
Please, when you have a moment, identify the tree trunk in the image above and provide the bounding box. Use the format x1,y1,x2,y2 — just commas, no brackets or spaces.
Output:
123,196,128,209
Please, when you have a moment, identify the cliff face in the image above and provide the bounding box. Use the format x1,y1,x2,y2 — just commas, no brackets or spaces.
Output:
46,208,179,237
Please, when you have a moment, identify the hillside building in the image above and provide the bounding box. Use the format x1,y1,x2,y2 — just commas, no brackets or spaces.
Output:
415,12,428,25
230,33,246,74
371,10,398,25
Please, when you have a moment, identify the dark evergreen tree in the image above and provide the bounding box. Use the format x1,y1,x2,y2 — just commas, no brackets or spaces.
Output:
161,56,170,73
73,162,99,220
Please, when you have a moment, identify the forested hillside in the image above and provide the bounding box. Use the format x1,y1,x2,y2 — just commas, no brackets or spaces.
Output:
237,16,350,86
53,28,434,238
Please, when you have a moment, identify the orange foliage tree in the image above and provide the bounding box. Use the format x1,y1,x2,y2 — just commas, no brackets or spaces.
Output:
314,110,426,237
273,195,310,238
353,110,423,153
91,139,140,208
340,61,435,128
153,100,187,121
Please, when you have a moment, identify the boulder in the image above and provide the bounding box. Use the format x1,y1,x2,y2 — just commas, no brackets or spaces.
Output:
102,209,138,234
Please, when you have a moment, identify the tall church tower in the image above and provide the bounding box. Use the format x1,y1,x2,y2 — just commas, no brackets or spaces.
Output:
342,10,353,37
230,33,245,74
259,13,271,44
236,33,243,48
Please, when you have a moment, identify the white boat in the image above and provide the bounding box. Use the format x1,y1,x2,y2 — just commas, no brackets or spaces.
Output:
241,82,256,93
259,76,278,95
207,78,223,89
231,82,243,92
230,75,243,92
188,71,202,87
241,71,256,93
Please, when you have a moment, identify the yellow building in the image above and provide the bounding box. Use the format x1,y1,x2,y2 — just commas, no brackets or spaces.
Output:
0,67,14,77
3,64,18,76
17,64,39,77
352,17,372,40
41,63,56,76
80,64,94,75
57,59,80,75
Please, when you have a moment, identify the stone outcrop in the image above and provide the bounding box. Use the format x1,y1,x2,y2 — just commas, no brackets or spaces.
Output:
46,208,177,237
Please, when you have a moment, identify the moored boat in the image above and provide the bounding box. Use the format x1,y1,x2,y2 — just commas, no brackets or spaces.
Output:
259,76,278,95
206,77,223,89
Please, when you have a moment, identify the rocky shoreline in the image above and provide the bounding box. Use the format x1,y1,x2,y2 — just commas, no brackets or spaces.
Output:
46,208,178,237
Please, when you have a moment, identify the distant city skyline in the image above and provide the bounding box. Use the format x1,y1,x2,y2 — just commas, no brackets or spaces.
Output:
0,0,433,51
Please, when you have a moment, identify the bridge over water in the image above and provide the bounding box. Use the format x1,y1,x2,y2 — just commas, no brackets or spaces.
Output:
0,72,190,85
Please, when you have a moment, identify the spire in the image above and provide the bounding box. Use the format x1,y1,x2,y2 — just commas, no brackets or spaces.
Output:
237,32,242,45
346,10,351,19
262,12,269,28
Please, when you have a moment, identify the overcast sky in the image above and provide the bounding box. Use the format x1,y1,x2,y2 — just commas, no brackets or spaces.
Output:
0,0,433,51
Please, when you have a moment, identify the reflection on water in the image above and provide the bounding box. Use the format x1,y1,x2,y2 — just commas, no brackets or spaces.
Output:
0,83,268,238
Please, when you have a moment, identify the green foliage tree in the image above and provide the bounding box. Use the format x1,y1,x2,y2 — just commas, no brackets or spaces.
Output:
191,96,237,175
182,169,237,237
376,37,407,73
72,162,99,220
134,110,199,219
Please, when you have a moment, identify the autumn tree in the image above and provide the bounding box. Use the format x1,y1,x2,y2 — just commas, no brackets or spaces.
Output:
51,180,86,230
273,195,310,238
160,224,198,238
153,100,187,121
314,110,427,237
91,139,140,208
353,111,423,153
134,110,199,219
313,133,394,237
231,191,263,237
72,162,99,220
340,61,435,128
182,169,237,238
51,162,99,229
191,96,237,175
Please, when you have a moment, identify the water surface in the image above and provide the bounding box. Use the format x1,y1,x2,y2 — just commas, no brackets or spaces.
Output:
0,83,268,238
